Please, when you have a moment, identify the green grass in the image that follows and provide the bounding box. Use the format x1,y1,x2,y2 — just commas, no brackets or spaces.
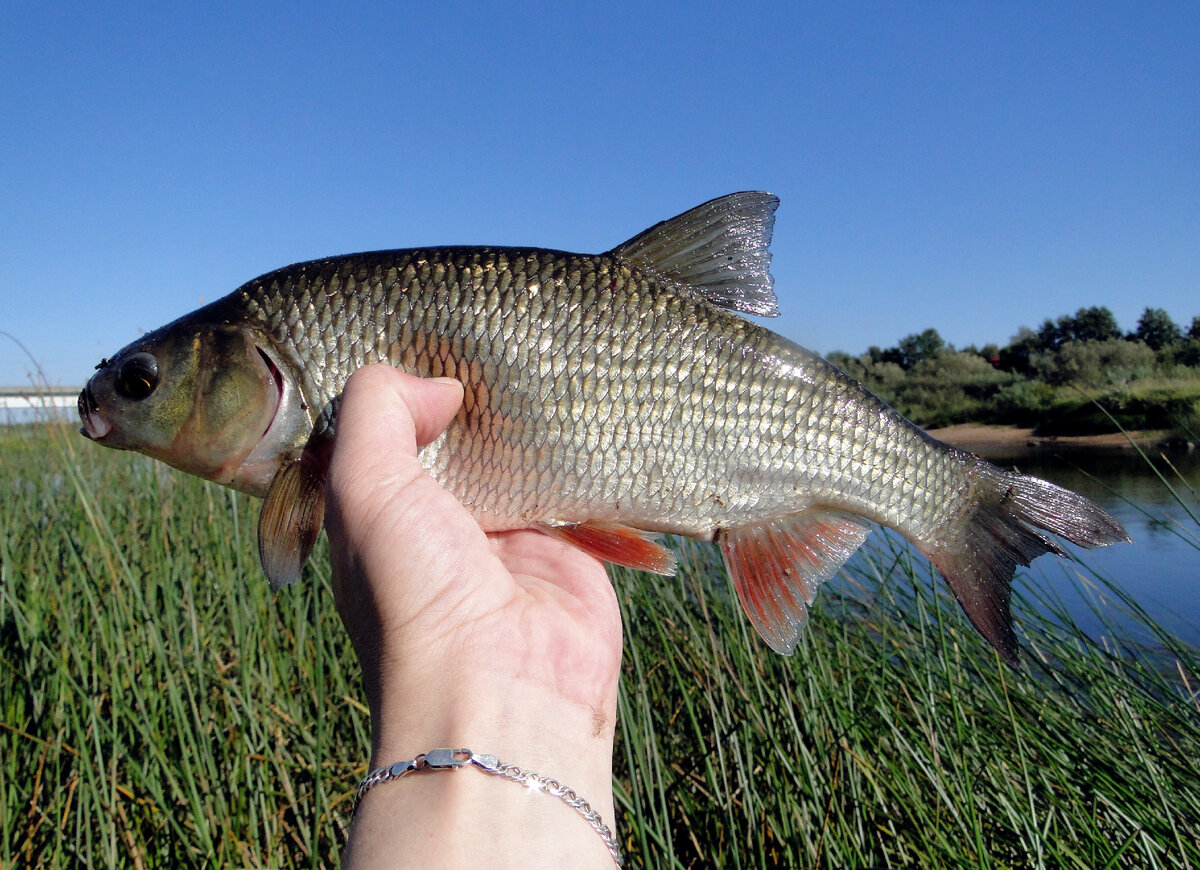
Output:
2,418,1198,868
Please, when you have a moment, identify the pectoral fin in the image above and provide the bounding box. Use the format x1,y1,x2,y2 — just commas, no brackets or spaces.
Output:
541,521,678,575
718,509,872,655
257,434,333,589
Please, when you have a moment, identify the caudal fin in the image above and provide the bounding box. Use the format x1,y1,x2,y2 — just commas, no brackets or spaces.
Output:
928,462,1130,664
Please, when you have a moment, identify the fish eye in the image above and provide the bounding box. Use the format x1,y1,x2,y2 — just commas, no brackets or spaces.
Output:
115,353,160,401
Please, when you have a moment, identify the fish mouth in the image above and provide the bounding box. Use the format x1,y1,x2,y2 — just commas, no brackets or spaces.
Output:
78,385,112,440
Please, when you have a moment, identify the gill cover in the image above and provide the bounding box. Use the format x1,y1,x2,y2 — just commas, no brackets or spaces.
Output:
79,321,299,496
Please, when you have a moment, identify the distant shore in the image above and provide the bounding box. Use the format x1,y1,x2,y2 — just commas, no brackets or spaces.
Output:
928,423,1175,452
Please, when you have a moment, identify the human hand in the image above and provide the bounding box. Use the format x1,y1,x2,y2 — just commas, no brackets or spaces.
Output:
325,365,623,868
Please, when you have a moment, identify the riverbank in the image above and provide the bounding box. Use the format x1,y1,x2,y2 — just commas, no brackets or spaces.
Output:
928,423,1177,452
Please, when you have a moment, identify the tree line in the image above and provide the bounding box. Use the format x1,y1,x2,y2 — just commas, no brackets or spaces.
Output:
826,306,1200,438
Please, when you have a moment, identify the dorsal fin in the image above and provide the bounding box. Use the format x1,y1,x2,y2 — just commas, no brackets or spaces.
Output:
609,191,781,317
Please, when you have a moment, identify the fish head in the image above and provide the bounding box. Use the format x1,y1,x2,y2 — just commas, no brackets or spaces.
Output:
79,318,310,497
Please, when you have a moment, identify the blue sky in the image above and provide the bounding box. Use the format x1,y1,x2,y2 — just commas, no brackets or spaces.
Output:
2,2,1198,387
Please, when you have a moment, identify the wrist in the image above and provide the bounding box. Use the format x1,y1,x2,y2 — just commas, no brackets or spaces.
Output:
362,602,620,779
347,749,619,869
349,688,619,869
368,661,617,798
352,749,622,868
345,659,619,869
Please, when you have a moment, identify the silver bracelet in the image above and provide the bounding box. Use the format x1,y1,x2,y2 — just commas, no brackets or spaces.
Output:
354,747,624,867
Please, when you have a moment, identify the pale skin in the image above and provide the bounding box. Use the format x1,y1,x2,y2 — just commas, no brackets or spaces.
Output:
326,365,623,869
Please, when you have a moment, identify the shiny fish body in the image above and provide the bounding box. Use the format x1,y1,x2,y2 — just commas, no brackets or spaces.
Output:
79,193,1128,662
243,247,952,540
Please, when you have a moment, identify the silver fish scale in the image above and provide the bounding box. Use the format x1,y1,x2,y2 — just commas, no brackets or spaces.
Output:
237,247,972,542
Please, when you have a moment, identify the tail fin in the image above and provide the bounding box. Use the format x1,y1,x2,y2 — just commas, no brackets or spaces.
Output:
927,462,1129,664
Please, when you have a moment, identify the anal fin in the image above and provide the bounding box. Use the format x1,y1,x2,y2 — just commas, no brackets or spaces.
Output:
541,521,677,576
718,509,872,655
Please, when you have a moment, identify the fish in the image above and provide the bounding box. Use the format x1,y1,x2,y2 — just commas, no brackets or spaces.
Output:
78,192,1129,663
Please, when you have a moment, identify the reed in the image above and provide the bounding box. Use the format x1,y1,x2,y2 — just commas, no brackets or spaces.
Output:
2,416,1197,868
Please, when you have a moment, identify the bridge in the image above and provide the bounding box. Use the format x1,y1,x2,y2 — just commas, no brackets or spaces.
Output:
0,386,81,410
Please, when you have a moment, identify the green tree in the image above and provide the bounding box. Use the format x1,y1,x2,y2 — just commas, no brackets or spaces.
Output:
1036,306,1122,351
1070,306,1122,343
998,326,1040,374
977,343,1001,363
1030,338,1155,387
1133,307,1182,350
892,328,945,370
1177,316,1200,366
1036,318,1063,351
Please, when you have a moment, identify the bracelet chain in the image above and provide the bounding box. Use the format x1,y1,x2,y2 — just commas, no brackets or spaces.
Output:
354,747,623,867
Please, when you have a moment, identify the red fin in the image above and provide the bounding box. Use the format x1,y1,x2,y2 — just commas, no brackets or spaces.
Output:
257,434,332,589
718,509,871,655
542,522,677,575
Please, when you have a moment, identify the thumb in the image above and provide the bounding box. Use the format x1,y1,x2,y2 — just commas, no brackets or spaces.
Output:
325,364,469,572
326,364,488,654
338,364,464,459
